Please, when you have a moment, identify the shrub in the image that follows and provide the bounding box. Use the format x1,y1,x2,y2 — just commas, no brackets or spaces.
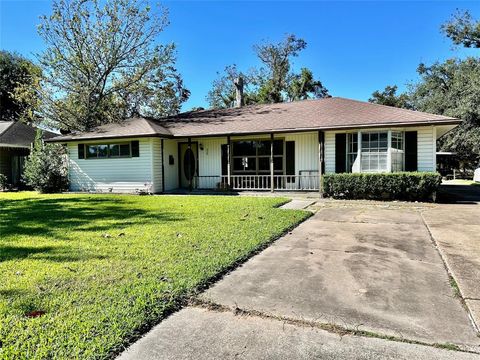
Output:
323,172,442,201
0,173,8,190
23,130,69,193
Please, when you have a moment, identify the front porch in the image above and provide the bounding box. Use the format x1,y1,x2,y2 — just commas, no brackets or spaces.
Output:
173,131,325,193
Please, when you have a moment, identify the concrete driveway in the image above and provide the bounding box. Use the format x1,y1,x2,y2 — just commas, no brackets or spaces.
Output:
201,205,479,347
119,192,480,359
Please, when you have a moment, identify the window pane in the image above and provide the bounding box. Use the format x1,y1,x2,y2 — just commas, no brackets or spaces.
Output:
233,141,256,156
97,145,108,158
110,144,120,157
120,144,130,156
233,157,255,172
258,157,270,171
362,133,369,149
86,145,97,158
257,141,270,156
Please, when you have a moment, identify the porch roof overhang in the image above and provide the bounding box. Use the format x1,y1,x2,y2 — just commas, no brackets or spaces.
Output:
46,97,461,143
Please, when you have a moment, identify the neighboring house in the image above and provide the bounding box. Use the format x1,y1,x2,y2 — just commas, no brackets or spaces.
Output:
0,121,55,187
47,97,460,193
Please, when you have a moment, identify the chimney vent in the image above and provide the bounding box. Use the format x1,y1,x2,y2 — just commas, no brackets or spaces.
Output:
234,77,244,107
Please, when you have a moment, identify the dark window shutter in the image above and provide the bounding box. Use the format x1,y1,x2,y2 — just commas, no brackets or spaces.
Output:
335,133,346,173
78,144,85,159
221,144,228,175
405,131,417,171
131,141,140,157
286,141,295,175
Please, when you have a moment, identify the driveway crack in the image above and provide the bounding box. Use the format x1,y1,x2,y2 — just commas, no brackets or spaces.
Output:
420,210,480,334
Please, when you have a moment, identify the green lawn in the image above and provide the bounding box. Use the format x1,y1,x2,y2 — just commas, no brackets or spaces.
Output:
0,193,308,359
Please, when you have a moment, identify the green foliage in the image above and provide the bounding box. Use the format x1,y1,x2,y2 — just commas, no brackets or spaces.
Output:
0,193,308,359
22,131,68,193
411,58,480,168
0,173,8,190
254,34,307,103
441,10,480,48
0,51,42,122
206,65,260,108
37,0,189,132
207,34,329,108
323,172,442,201
286,68,329,101
368,85,413,109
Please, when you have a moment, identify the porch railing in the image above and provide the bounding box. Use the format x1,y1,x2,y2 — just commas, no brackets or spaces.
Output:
193,174,319,191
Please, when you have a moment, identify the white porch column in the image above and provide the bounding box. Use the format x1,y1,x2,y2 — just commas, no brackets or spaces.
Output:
356,131,362,173
387,130,392,172
227,135,231,187
270,133,274,192
318,130,324,197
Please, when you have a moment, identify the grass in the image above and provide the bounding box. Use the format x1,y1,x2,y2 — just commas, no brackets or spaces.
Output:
0,192,309,359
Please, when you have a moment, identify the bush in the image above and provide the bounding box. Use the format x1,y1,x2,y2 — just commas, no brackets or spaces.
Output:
0,173,8,190
23,131,69,193
323,172,442,201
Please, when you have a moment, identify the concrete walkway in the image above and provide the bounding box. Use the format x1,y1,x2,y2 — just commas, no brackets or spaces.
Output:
118,200,480,359
119,307,479,360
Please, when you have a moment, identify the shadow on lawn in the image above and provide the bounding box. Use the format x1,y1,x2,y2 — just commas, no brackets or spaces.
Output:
0,244,109,262
0,195,183,242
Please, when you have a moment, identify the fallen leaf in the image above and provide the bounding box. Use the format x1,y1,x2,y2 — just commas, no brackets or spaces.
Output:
25,310,46,318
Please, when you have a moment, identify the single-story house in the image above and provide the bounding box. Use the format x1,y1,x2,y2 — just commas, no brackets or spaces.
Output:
47,97,460,193
0,121,55,187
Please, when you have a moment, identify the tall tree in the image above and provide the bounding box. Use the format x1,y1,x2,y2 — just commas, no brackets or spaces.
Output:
411,58,480,167
368,85,413,109
37,0,189,132
254,34,306,103
441,10,480,48
0,51,42,122
420,10,480,168
286,68,329,102
206,65,259,108
207,34,329,108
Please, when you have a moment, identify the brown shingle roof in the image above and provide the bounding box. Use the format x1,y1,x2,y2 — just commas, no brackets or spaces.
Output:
48,97,459,142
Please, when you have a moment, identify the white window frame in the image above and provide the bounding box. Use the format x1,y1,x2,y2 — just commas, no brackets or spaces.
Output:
354,130,406,173
359,131,389,173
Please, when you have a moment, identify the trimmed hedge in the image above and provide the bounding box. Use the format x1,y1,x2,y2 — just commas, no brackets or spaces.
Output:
323,172,442,201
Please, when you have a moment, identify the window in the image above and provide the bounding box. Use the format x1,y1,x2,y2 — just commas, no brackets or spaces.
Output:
391,131,404,172
360,132,388,172
346,133,358,172
84,143,132,159
232,139,284,174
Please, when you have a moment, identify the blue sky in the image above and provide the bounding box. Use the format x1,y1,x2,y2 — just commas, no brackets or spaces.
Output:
1,1,479,111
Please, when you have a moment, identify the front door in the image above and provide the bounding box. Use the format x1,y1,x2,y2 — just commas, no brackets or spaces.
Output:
179,143,198,188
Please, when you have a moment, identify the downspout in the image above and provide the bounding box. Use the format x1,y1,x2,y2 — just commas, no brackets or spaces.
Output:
161,139,165,193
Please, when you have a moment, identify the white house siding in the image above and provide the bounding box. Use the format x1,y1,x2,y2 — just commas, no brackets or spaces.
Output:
284,132,319,174
324,126,439,174
151,138,163,193
196,137,227,189
417,126,436,172
163,139,179,191
68,137,155,193
324,131,336,174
